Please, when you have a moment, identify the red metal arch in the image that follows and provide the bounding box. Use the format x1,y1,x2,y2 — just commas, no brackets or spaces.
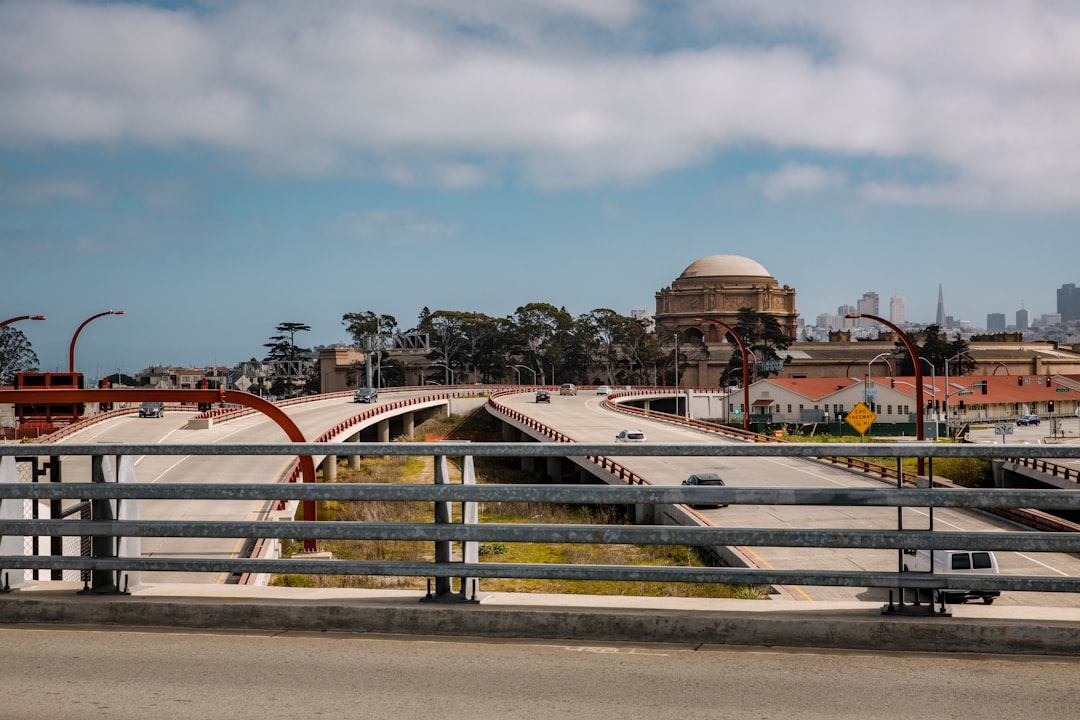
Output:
0,388,319,548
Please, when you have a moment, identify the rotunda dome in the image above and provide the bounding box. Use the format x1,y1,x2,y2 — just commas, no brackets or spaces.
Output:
678,254,772,280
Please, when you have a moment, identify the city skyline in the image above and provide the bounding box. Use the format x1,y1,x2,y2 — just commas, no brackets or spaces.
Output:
3,2,1080,375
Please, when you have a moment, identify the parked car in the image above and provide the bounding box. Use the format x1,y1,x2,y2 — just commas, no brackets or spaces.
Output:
353,388,378,403
615,429,646,442
559,383,578,396
681,472,728,508
535,389,551,403
1016,414,1040,426
138,402,164,418
596,385,612,396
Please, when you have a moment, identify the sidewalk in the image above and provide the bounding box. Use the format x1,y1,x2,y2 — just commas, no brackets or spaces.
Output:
2,582,1078,656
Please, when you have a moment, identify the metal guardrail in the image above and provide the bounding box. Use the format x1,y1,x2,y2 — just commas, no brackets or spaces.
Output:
3,442,1080,600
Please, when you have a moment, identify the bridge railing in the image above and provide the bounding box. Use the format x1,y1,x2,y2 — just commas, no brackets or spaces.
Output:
3,442,1080,601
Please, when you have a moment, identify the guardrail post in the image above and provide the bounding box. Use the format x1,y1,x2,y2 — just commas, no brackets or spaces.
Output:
460,453,480,601
79,454,123,595
424,453,455,601
423,446,479,603
116,455,141,592
0,455,30,591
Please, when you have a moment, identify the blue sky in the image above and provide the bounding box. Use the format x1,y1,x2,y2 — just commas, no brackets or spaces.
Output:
2,0,1079,378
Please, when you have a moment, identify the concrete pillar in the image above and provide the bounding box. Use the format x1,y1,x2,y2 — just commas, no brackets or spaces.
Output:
321,455,337,482
403,412,415,439
348,432,361,470
634,503,655,524
546,457,561,483
378,418,390,442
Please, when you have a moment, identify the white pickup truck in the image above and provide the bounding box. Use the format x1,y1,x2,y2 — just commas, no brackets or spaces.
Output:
902,549,1000,605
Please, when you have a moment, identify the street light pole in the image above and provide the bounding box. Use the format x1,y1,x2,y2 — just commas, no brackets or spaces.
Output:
0,315,46,330
918,357,937,433
428,362,454,386
865,352,893,410
847,313,925,458
694,316,750,431
943,350,972,427
69,310,125,373
506,365,521,384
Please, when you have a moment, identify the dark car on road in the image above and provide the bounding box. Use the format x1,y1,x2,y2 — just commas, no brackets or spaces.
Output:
682,472,728,508
1016,414,1040,426
535,389,551,403
138,402,164,418
353,388,378,403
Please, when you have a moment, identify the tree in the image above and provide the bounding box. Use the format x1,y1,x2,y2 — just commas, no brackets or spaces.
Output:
342,311,397,346
720,308,794,383
892,325,976,376
508,303,576,385
263,322,311,397
0,327,39,385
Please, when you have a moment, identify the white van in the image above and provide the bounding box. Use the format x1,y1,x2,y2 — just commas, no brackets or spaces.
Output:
902,549,1000,604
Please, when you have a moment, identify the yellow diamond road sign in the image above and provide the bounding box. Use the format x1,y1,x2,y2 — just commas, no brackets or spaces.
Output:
845,402,877,435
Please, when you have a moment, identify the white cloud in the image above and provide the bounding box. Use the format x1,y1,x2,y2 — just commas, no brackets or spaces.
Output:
1,1,1079,209
750,162,847,200
334,209,461,246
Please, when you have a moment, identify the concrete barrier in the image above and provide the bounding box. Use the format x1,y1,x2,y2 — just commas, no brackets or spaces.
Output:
2,583,1078,656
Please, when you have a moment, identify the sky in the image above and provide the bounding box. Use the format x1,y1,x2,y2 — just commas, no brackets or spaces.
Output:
2,0,1079,379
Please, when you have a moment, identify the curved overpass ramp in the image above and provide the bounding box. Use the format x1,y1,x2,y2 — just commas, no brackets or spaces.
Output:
490,387,1080,606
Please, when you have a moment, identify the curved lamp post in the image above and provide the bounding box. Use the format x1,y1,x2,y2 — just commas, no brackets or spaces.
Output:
694,316,750,431
508,364,536,384
427,362,454,386
847,313,925,475
0,314,46,330
505,365,521,384
865,352,894,409
943,349,973,426
69,310,125,373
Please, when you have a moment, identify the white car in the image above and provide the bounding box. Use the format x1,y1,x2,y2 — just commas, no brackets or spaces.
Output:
596,385,612,395
615,429,647,442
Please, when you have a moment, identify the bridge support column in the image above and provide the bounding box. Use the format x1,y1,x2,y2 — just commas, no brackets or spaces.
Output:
378,418,390,442
633,503,656,524
546,457,561,483
321,455,337,482
403,412,415,439
348,432,361,470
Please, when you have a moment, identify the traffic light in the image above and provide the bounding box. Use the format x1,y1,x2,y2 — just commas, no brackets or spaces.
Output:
1047,377,1052,388
1048,400,1055,413
890,378,895,388
980,381,987,395
1018,376,1024,386
958,400,965,411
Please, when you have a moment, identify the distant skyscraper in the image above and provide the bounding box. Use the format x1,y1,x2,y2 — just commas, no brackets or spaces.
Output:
986,313,1006,332
1058,283,1080,322
1016,302,1030,330
890,294,905,325
856,292,879,327
936,285,946,327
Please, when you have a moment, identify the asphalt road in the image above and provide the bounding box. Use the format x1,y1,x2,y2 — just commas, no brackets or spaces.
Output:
3,626,1078,720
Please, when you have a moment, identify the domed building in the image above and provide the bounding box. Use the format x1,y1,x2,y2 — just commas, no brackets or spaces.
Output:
655,254,798,343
